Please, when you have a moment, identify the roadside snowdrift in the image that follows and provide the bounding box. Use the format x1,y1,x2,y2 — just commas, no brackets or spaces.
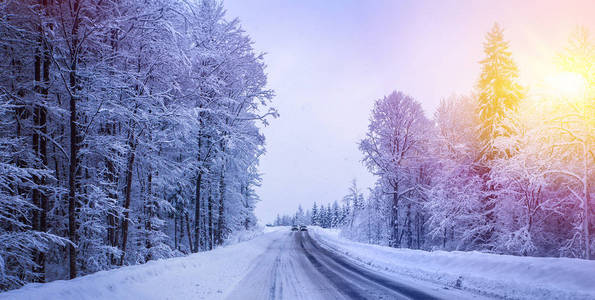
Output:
0,227,284,300
312,227,595,300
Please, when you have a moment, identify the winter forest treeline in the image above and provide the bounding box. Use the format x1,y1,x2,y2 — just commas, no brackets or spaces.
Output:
286,24,594,260
0,0,275,290
273,180,365,230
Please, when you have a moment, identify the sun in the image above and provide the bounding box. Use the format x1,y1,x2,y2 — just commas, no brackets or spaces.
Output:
545,71,588,100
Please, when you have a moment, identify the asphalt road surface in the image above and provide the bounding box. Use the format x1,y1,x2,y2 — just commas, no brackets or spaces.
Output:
227,230,457,300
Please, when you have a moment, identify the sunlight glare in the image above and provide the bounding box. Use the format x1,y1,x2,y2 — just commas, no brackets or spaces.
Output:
545,71,588,100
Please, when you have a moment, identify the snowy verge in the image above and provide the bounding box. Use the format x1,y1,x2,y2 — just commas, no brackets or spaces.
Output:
311,227,595,300
223,226,264,246
0,229,285,300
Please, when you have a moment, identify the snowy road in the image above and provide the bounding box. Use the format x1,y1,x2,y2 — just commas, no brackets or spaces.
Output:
227,231,461,300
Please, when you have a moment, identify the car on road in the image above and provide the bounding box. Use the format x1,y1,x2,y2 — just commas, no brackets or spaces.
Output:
300,225,307,231
291,225,299,231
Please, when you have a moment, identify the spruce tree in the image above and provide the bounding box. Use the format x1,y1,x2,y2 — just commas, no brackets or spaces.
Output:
311,202,319,226
326,204,333,228
477,23,524,162
331,201,340,228
474,23,525,249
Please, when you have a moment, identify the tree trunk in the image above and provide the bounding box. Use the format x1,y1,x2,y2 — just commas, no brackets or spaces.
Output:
38,0,50,276
208,194,213,250
179,211,185,250
119,129,137,265
216,170,225,245
145,170,153,260
390,186,400,247
406,203,412,248
194,170,202,253
106,153,118,264
192,135,203,253
185,211,193,253
419,213,425,249
443,227,447,248
68,87,78,279
32,24,41,235
105,123,119,262
67,0,81,279
174,210,178,250
32,9,43,279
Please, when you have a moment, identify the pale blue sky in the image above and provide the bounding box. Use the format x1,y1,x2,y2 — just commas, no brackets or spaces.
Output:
224,0,595,223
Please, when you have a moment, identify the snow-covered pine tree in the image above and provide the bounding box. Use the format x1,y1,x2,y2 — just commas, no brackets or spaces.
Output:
311,202,319,226
331,201,340,228
475,23,525,249
476,23,524,162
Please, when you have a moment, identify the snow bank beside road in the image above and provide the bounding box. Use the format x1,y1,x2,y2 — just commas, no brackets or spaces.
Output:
311,228,595,300
223,226,264,245
0,229,284,300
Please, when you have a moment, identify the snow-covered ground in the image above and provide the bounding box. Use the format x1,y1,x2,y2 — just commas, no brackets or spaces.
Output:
0,227,284,300
311,227,595,300
3,226,593,300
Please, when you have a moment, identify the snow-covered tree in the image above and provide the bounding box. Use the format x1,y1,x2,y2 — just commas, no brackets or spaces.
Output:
422,95,492,250
359,91,431,247
311,202,320,226
0,0,275,290
476,23,525,161
343,179,363,229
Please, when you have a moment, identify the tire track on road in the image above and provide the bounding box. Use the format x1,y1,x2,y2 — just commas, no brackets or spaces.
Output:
300,231,440,300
